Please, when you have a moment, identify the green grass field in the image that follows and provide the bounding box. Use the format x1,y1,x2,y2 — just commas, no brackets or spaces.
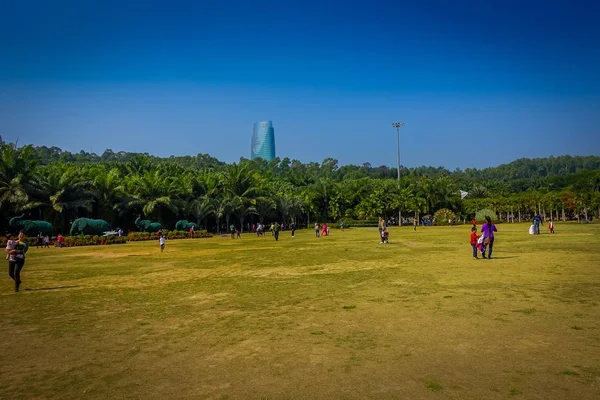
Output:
1,223,599,399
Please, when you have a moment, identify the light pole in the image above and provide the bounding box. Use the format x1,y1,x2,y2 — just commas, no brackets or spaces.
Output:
392,122,404,226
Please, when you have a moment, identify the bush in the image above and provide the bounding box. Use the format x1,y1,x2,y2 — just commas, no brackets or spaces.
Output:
0,235,127,248
127,229,212,241
475,209,498,224
334,219,379,228
60,235,127,247
1,230,212,248
433,208,457,226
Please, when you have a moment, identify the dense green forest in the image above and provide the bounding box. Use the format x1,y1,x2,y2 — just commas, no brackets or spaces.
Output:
1,136,599,234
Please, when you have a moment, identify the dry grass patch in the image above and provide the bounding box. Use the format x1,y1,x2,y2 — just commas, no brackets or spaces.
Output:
1,223,599,399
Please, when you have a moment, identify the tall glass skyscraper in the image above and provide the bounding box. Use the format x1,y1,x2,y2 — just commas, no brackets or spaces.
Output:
251,121,276,161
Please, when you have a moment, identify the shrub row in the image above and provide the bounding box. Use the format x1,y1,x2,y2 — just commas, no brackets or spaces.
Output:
127,229,212,242
0,230,211,247
334,219,379,228
0,235,128,247
59,235,128,247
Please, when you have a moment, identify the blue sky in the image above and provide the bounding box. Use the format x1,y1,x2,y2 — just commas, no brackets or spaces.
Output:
1,0,599,169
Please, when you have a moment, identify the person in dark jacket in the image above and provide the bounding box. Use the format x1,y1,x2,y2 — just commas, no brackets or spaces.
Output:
8,231,29,292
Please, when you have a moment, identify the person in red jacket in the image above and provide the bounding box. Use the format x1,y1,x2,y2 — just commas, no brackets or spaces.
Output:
470,226,480,259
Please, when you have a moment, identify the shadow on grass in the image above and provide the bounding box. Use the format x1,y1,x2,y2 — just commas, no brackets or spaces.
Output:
489,256,519,259
25,285,79,291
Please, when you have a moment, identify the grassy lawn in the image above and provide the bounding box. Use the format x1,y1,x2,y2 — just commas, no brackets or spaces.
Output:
1,223,599,399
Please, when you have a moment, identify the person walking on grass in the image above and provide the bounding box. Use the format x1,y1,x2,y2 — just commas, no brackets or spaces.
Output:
159,234,165,252
413,217,417,231
56,233,63,248
8,231,28,292
43,235,50,248
480,216,498,259
470,226,480,259
230,224,235,239
273,221,280,241
378,216,385,243
533,215,541,235
548,219,555,234
291,222,296,238
314,222,320,238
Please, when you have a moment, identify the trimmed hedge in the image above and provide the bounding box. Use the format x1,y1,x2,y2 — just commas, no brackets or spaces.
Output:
0,235,127,247
0,229,211,248
60,235,128,247
335,219,379,228
127,229,212,242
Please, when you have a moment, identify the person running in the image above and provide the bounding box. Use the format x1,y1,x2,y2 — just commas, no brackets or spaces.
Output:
480,216,498,259
470,226,480,259
159,234,165,252
8,231,28,292
273,221,280,241
378,216,385,243
340,221,345,231
291,222,296,238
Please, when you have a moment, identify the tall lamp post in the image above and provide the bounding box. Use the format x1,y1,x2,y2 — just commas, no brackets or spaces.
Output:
392,122,404,226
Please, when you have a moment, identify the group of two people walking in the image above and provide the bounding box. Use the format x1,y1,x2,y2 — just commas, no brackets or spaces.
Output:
470,216,497,259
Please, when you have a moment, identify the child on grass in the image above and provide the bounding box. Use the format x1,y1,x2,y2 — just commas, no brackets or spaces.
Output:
470,227,480,259
159,234,165,252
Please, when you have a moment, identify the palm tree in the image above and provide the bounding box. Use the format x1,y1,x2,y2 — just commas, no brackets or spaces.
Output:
214,195,234,233
91,167,123,225
122,169,185,225
255,197,276,224
468,186,489,199
0,175,31,214
0,144,38,220
223,164,259,231
277,193,294,224
30,164,96,232
186,196,215,229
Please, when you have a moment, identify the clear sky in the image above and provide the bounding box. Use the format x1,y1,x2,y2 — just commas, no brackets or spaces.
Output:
1,0,599,169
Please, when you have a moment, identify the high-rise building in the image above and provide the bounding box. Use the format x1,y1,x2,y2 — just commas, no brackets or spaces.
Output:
251,120,276,161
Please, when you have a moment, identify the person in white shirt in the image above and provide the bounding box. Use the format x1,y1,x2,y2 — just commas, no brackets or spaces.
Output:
159,234,165,252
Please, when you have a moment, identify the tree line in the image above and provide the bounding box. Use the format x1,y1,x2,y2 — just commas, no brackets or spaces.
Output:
1,139,599,234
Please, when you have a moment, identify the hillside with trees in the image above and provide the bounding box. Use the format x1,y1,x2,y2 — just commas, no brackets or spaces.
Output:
1,138,599,234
